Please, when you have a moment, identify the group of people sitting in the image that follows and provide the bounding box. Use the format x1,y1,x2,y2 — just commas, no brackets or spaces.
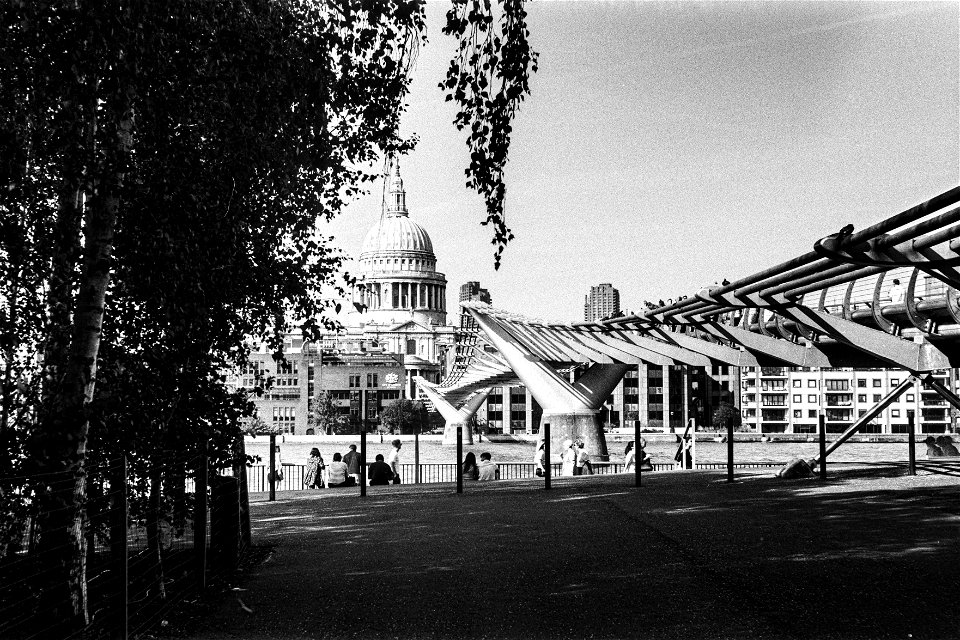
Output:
303,445,363,489
460,451,501,481
924,435,960,457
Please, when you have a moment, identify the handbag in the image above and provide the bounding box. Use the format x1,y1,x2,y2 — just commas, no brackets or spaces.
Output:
392,476,402,485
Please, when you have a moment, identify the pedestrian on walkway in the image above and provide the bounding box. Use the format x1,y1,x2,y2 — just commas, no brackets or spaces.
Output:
462,452,479,481
534,441,546,477
925,436,943,457
478,452,499,481
303,448,324,489
561,439,576,476
368,454,394,485
343,444,361,482
623,441,636,473
387,439,402,484
575,439,593,475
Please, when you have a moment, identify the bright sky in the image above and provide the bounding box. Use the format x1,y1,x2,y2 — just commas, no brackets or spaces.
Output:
324,0,959,323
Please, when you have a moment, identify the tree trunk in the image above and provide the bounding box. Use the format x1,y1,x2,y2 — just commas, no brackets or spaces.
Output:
146,461,166,601
33,88,132,632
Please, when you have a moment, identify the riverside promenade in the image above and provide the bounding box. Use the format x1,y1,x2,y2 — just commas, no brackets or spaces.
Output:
186,464,960,639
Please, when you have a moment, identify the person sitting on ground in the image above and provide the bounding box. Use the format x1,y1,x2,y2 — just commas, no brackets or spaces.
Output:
478,452,499,481
368,454,394,486
575,439,593,475
343,444,361,483
924,435,943,458
936,435,959,456
623,441,636,473
303,448,325,489
462,451,480,481
326,452,356,488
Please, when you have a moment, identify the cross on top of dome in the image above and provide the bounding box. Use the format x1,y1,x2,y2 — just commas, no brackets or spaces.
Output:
387,156,407,217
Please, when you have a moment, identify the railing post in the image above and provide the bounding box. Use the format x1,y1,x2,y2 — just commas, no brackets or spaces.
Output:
726,418,734,483
268,433,276,502
112,454,128,640
635,438,641,487
415,429,420,485
907,410,916,476
195,442,208,594
544,423,551,491
360,427,367,497
818,414,827,480
456,426,463,494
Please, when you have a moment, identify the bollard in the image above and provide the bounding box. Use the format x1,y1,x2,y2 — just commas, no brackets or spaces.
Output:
635,437,641,488
818,415,827,480
111,454,128,640
360,429,367,497
544,423,551,490
268,433,276,502
456,426,463,494
907,411,916,476
726,419,734,483
415,430,420,484
195,444,208,593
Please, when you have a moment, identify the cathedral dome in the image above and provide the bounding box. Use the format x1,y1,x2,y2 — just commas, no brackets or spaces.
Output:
359,159,436,267
359,215,434,259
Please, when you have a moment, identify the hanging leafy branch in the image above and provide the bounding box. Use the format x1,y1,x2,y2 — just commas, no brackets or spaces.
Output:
441,0,538,269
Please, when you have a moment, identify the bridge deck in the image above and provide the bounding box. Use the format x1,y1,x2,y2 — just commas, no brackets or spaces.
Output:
185,465,960,640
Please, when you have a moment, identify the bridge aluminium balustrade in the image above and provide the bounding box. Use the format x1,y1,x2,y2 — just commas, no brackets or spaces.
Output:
435,186,960,463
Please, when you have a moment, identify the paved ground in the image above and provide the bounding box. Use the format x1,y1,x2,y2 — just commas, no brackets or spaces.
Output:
185,463,960,639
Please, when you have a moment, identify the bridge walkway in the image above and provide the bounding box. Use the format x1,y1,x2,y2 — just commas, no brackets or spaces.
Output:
185,466,960,640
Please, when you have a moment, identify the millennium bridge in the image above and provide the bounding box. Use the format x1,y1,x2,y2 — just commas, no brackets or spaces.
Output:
418,186,960,463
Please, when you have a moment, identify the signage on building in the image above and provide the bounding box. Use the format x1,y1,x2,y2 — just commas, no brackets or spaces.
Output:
385,373,400,387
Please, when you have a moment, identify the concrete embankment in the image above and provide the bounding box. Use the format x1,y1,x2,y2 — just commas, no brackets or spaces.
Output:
186,463,960,640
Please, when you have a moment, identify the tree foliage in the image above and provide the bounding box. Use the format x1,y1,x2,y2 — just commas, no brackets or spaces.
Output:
313,391,347,435
379,398,426,434
0,0,535,633
442,0,538,268
712,401,743,430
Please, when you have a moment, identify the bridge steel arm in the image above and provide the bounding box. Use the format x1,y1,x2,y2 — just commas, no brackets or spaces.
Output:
809,376,919,467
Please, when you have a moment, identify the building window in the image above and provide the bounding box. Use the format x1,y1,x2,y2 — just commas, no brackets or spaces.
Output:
873,379,882,387
857,394,867,403
792,380,801,388
793,410,801,418
857,379,867,388
367,373,378,388
891,378,899,386
406,339,416,355
808,380,817,388
891,409,900,418
906,394,914,402
349,375,361,388
793,394,801,403
808,410,817,418
873,394,880,402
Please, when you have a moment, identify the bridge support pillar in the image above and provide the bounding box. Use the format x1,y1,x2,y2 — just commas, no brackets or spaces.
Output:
417,380,489,446
468,308,629,459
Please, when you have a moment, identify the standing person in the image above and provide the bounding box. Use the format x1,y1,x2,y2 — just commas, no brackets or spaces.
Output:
560,439,576,476
303,447,325,489
534,441,546,477
576,439,593,475
462,452,479,481
387,439,403,484
343,444,361,483
326,452,355,488
639,437,652,470
478,452,499,481
368,454,394,485
623,441,636,474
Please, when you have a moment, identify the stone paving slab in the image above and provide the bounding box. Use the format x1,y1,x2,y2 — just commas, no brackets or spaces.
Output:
185,464,960,640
